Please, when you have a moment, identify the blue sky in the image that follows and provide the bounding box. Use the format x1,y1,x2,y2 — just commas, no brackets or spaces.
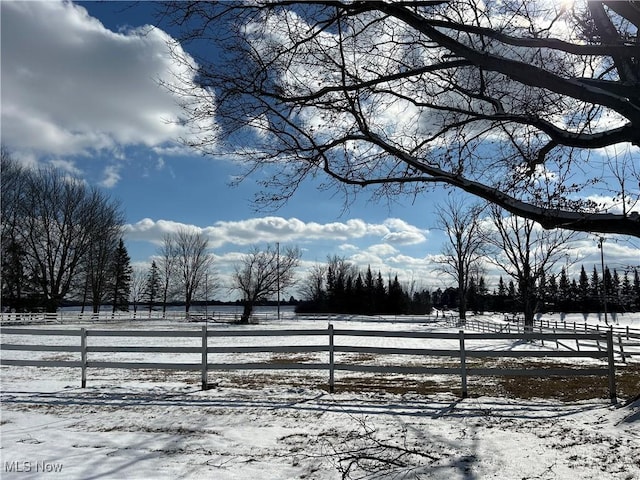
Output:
2,1,638,300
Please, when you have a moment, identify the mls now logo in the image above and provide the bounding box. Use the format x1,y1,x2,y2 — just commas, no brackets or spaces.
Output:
5,461,63,473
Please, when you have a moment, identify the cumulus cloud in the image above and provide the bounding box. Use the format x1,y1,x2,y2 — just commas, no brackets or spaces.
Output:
124,216,412,248
382,218,428,245
0,1,214,157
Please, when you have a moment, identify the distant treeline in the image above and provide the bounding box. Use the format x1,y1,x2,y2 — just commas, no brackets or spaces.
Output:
296,265,640,315
296,266,432,315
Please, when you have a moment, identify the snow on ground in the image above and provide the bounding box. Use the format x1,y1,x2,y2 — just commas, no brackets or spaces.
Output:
1,314,639,479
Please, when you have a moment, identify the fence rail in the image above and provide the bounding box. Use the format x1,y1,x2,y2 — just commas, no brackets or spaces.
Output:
0,311,277,326
0,326,618,402
445,316,640,362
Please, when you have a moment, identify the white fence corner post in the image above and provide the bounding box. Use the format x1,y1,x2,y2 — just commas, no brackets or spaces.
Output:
80,327,87,389
201,324,208,391
606,330,617,405
328,323,335,394
459,330,468,399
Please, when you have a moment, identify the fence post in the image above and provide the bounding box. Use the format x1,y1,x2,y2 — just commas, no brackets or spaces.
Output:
459,330,468,399
201,325,208,391
80,328,87,388
328,324,335,393
606,330,617,405
617,335,626,363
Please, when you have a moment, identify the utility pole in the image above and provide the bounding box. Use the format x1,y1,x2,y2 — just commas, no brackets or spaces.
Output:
276,242,281,321
598,236,608,325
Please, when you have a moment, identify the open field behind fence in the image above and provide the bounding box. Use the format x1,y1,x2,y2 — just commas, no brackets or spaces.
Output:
1,321,628,403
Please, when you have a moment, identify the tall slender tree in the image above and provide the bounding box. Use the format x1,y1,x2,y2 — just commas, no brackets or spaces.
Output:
169,228,214,314
111,239,132,313
436,198,486,323
144,260,162,313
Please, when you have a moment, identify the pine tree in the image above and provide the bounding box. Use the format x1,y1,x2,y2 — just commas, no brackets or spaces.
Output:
621,271,633,311
590,266,601,301
387,275,405,314
611,269,621,309
547,274,558,307
144,260,161,313
537,271,547,306
634,269,640,310
578,266,590,302
375,271,386,312
110,239,132,313
558,268,570,310
477,276,488,313
498,277,506,297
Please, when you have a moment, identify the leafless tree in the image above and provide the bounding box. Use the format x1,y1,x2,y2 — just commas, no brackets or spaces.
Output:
484,206,576,331
162,228,215,314
82,205,123,313
162,1,640,237
129,266,147,314
5,161,123,312
233,244,301,323
300,263,328,303
1,148,31,310
158,234,177,314
435,197,486,323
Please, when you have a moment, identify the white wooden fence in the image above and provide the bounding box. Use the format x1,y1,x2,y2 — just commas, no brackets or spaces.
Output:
1,325,618,402
444,316,640,362
0,311,274,325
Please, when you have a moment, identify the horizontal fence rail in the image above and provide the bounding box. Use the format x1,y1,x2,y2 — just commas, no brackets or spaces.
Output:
0,325,619,402
444,316,640,362
0,311,280,326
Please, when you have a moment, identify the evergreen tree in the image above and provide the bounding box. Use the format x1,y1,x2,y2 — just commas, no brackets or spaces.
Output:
467,276,478,313
494,276,507,312
611,269,621,309
603,267,614,303
570,279,579,308
497,276,506,297
375,271,386,312
353,273,365,313
547,274,558,308
144,260,162,313
634,269,640,310
477,276,488,313
365,266,375,314
110,239,132,312
578,266,590,303
621,271,633,311
387,275,406,314
590,266,601,303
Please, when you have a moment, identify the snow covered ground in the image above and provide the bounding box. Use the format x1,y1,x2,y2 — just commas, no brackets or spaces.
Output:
1,313,639,479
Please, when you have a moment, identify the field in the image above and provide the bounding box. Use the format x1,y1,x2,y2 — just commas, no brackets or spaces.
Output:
1,313,639,479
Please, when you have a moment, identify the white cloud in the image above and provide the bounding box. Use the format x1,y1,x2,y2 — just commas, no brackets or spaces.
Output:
100,165,121,189
125,216,405,248
0,1,214,157
381,218,428,245
48,159,83,176
366,244,399,257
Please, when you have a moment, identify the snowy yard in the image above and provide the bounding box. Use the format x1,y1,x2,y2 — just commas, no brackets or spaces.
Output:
1,314,639,479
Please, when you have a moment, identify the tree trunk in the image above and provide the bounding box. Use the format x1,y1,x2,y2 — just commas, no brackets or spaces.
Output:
240,302,253,324
45,298,58,313
522,290,536,333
